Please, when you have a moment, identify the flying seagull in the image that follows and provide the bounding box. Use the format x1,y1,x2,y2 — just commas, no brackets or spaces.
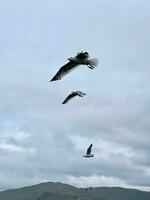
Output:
50,52,98,81
83,144,94,158
62,91,86,104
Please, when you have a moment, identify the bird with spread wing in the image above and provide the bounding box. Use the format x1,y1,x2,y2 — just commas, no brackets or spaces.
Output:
50,52,98,81
62,91,86,104
83,144,94,158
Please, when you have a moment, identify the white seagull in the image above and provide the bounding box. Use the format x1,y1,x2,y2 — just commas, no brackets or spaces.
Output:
83,144,94,158
62,91,86,104
50,52,98,81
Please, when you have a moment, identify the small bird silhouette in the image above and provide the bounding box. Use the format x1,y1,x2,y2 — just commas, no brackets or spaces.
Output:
83,144,94,158
62,91,86,104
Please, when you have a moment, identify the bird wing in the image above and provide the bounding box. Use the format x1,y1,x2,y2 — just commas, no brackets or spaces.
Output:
62,93,78,104
86,144,92,155
50,61,78,81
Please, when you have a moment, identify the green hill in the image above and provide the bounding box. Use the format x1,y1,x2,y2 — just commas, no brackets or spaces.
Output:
0,182,149,200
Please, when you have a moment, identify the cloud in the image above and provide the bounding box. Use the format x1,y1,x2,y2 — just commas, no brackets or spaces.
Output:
67,175,150,191
67,175,127,188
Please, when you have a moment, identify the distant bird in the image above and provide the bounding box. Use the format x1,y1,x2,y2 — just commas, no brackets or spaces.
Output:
83,144,94,158
50,52,99,81
85,187,94,191
62,91,86,104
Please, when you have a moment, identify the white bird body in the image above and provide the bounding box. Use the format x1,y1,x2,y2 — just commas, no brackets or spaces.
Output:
68,56,98,66
75,91,86,97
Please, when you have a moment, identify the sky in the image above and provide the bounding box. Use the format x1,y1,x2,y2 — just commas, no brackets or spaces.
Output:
0,0,150,191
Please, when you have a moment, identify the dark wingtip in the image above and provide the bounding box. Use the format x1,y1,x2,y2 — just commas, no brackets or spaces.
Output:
50,78,56,82
50,77,61,82
49,75,60,82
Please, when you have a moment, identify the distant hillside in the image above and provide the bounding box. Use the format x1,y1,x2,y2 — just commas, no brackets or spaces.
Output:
0,182,150,200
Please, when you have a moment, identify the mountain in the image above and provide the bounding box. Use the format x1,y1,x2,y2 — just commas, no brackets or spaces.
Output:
0,182,150,200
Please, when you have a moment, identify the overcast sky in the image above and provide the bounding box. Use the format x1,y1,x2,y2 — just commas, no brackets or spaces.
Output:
0,0,150,191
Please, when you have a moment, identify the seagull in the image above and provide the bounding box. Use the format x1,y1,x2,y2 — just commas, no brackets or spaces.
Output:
50,52,99,81
83,144,94,158
62,91,86,104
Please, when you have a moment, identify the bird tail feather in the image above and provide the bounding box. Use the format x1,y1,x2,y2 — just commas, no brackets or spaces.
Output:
88,58,99,66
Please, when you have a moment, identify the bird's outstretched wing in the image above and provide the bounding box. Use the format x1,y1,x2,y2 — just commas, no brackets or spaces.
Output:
86,144,93,155
50,61,78,81
62,93,77,104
